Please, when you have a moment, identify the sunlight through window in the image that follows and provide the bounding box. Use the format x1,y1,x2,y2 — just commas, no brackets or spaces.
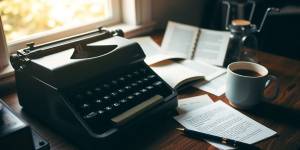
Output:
0,0,111,42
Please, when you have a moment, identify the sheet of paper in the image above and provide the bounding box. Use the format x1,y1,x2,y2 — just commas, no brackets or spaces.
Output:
179,60,226,81
150,60,203,89
131,36,186,65
174,101,277,150
161,21,199,58
194,73,227,96
177,94,214,114
193,29,230,66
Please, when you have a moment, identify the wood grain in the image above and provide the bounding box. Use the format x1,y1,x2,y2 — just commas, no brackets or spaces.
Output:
1,31,299,150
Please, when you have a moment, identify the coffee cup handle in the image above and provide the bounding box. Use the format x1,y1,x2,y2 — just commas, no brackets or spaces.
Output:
264,75,280,101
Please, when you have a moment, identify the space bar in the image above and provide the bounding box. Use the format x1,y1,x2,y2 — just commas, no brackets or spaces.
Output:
111,95,163,125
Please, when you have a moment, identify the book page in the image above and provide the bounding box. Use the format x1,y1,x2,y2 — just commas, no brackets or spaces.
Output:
179,60,226,81
131,36,186,65
193,29,230,66
161,21,199,58
150,60,203,89
174,101,277,149
194,73,226,96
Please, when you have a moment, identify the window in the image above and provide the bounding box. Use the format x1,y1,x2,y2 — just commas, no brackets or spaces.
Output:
0,0,121,52
0,0,153,77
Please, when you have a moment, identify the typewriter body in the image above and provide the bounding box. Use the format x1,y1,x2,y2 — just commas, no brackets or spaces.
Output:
10,29,177,149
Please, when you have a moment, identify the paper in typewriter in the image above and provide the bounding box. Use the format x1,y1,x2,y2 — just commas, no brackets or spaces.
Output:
174,101,277,149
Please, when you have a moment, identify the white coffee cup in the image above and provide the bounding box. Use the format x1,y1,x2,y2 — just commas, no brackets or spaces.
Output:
226,61,280,109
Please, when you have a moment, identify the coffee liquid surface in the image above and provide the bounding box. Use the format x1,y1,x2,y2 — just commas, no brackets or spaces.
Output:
233,69,262,77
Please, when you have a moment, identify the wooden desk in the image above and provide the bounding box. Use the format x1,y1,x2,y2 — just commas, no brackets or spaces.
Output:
1,34,300,150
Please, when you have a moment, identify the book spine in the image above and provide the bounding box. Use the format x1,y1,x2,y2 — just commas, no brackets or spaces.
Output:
191,30,201,59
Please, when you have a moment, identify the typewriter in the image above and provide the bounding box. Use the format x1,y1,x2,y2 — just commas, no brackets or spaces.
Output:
10,28,177,149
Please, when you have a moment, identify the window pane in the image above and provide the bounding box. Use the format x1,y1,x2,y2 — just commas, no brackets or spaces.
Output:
0,0,111,42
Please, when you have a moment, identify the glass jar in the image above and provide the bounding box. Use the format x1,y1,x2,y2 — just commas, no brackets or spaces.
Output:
224,19,258,67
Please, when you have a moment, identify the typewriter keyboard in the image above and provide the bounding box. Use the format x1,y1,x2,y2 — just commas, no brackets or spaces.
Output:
66,63,173,134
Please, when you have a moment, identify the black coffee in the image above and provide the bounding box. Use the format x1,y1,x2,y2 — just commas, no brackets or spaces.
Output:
233,69,262,77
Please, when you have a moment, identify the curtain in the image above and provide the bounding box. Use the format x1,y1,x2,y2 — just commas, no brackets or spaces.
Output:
0,16,9,70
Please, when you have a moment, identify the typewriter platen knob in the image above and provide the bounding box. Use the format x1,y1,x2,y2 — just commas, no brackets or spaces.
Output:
21,42,35,53
10,53,21,70
113,29,124,37
26,42,35,51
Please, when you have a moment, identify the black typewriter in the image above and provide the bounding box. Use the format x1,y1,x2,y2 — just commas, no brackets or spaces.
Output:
10,28,177,149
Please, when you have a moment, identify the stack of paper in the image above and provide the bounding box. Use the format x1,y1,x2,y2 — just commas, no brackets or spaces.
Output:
175,95,277,149
177,95,214,114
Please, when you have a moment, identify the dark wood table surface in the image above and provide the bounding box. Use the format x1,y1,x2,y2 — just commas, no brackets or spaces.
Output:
1,34,300,150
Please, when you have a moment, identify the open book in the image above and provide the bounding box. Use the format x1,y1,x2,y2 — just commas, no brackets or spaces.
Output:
131,36,226,90
162,21,230,66
151,60,225,89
